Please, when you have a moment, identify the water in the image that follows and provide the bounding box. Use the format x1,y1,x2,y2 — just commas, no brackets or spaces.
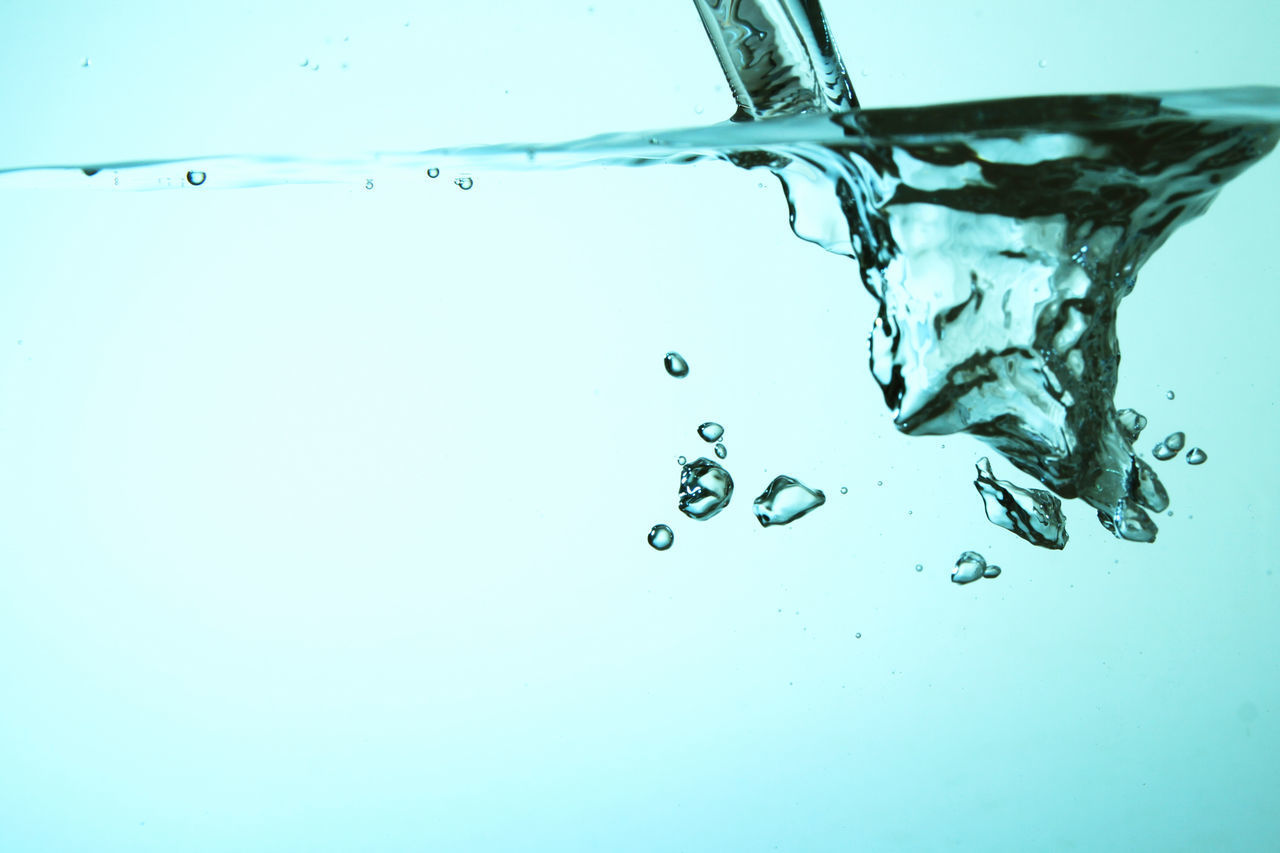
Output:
3,1,1279,850
753,475,826,526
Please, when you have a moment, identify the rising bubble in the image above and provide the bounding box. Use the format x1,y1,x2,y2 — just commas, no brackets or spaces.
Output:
840,486,848,494
677,456,687,466
1186,447,1208,465
915,563,924,572
714,443,727,459
648,524,674,551
185,170,206,186
698,422,724,442
678,458,734,520
427,167,440,178
951,551,988,585
983,564,1003,579
454,176,474,190
1166,390,1176,400
1152,442,1178,461
753,476,825,527
1117,408,1148,443
664,352,689,378
1163,431,1186,452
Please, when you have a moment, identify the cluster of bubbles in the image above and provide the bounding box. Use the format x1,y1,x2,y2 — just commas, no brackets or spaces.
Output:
952,551,1002,585
649,352,827,549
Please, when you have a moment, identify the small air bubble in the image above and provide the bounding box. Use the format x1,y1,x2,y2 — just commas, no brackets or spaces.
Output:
1186,447,1207,465
714,443,727,459
1037,58,1048,68
983,564,1003,579
677,456,687,466
647,524,674,551
664,352,689,378
299,58,309,67
1163,431,1186,452
81,57,91,68
855,632,862,639
1152,442,1176,461
426,167,440,179
915,563,924,572
698,422,724,442
365,178,374,190
840,486,848,495
1166,390,1176,400
185,170,206,186
454,176,474,190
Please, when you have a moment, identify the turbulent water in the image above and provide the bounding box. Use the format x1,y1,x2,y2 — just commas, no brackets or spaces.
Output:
4,0,1279,545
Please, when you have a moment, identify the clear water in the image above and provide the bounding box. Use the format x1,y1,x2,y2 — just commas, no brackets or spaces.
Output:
2,1,1279,850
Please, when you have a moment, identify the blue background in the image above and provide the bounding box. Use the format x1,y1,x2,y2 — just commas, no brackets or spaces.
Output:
1,1,1278,850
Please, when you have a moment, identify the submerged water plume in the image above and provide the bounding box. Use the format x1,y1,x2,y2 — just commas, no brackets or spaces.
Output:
1,1,1275,546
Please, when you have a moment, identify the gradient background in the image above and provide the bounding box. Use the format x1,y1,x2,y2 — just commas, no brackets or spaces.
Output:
1,1,1278,850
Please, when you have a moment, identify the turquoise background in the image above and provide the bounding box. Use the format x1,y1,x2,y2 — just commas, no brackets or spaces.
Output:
1,1,1278,850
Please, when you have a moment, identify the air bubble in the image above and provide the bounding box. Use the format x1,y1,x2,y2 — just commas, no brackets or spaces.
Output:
677,456,687,466
1117,408,1148,443
1186,447,1207,465
185,170,206,186
753,476,825,527
698,422,724,442
714,443,727,459
648,524,674,551
1163,431,1186,452
915,563,924,572
1037,59,1048,69
951,551,987,585
679,458,734,520
840,486,848,495
983,564,1003,579
1166,390,1176,400
427,167,440,178
664,352,689,378
1152,442,1177,461
454,176,474,190
365,178,374,190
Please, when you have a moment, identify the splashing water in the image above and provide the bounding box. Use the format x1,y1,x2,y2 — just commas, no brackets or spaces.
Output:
3,1,1277,547
974,457,1069,550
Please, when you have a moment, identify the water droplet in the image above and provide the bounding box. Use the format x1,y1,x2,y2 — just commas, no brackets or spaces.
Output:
753,476,825,527
663,352,689,378
1186,447,1208,465
1117,408,1148,443
677,456,687,466
365,178,374,190
951,551,987,584
915,563,924,572
185,170,206,186
454,176,474,190
974,457,1068,549
839,486,848,495
1037,58,1048,68
426,167,440,179
1166,390,1176,400
647,524,674,551
983,564,1003,579
697,422,724,442
1163,431,1186,452
679,458,734,520
714,442,727,459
